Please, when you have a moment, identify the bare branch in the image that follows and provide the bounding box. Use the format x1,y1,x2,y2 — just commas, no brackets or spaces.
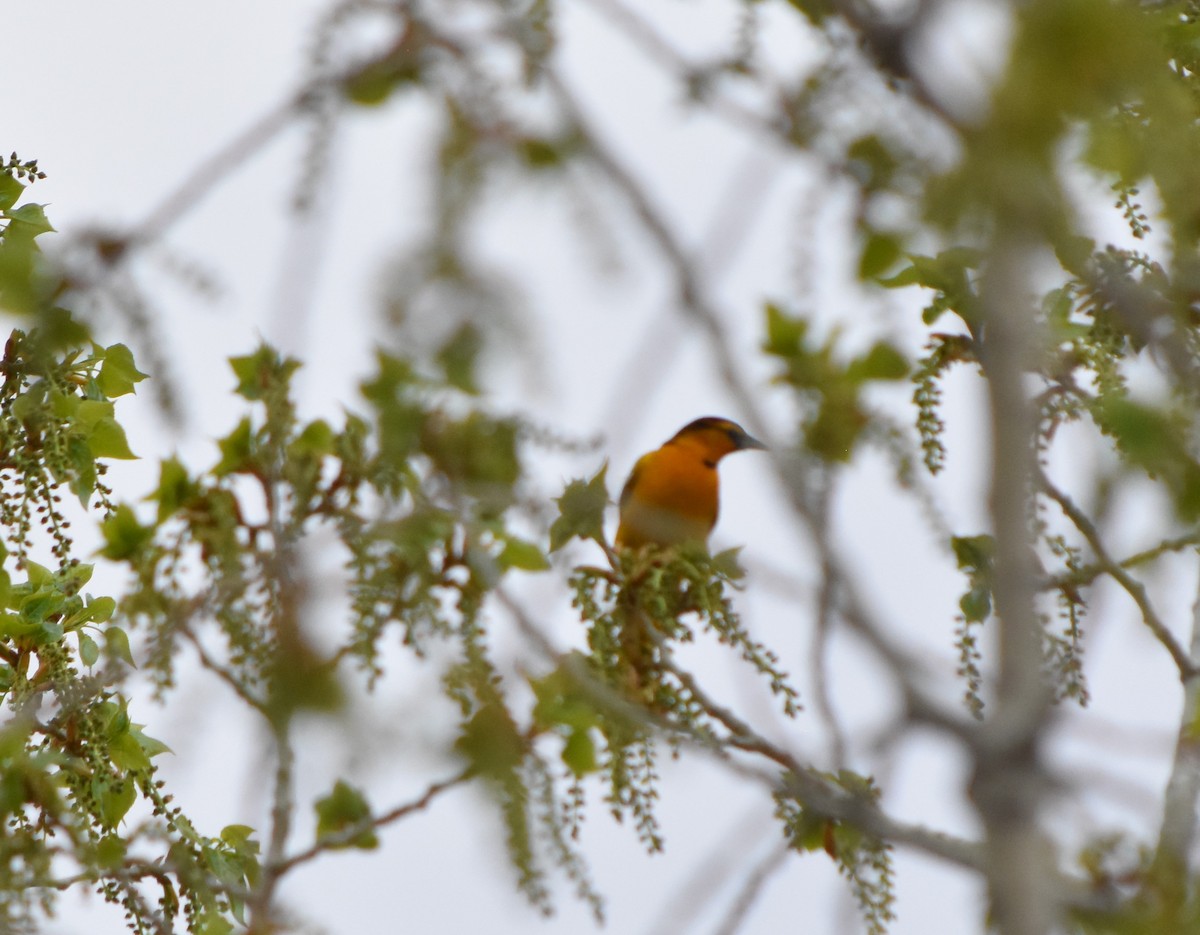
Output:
710,842,791,935
1153,569,1200,875
271,769,472,875
182,627,269,716
971,243,1057,935
1042,531,1200,592
1038,469,1195,679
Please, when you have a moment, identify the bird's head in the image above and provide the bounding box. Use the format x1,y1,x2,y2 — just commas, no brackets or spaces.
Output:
667,417,766,461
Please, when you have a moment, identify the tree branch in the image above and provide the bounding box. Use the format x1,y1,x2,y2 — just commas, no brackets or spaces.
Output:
270,769,472,876
1038,469,1196,679
971,242,1057,935
1153,567,1200,880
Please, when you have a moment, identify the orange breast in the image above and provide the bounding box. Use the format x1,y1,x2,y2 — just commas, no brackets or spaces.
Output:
615,445,719,548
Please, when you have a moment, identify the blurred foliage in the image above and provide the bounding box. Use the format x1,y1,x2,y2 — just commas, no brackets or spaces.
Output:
547,541,799,855
776,774,896,935
763,301,908,461
10,0,1200,932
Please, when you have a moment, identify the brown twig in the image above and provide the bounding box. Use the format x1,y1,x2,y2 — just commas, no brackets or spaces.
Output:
1038,469,1195,679
270,768,472,876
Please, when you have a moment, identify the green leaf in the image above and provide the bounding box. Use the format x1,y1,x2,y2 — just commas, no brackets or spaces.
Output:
291,419,335,458
1101,398,1200,519
87,416,137,460
20,591,61,627
344,55,421,106
846,135,898,192
498,536,550,572
846,342,909,383
23,561,52,588
9,383,46,423
0,234,39,316
858,232,903,280
220,824,260,854
530,660,601,734
5,203,54,237
67,435,98,504
204,845,253,923
86,595,116,624
0,175,23,211
99,505,154,561
148,456,195,522
35,620,64,645
549,465,610,552
229,346,300,401
194,911,234,935
30,307,91,352
710,547,747,581
951,535,995,573
422,413,521,498
315,780,378,850
782,0,832,25
214,418,255,476
94,776,136,828
959,586,992,623
562,728,597,776
131,725,172,759
436,323,484,394
61,562,94,591
455,701,525,780
806,391,867,462
78,632,100,667
94,835,127,869
109,730,152,772
878,249,984,328
785,807,831,852
104,627,137,668
97,343,149,398
75,400,136,459
762,302,809,358
876,264,920,289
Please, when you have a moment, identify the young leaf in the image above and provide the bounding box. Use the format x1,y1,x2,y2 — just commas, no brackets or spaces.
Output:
99,505,153,561
315,780,378,850
104,626,137,668
147,456,195,522
97,343,149,398
78,632,100,667
455,700,525,780
498,536,551,572
0,174,23,211
549,465,609,551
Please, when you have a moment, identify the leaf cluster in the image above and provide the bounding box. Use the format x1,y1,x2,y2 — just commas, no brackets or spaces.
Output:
763,302,908,462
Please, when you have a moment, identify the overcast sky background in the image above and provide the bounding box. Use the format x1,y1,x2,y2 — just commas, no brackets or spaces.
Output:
7,2,1190,933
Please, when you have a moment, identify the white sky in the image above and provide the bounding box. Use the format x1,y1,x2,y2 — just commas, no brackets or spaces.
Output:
8,2,1187,934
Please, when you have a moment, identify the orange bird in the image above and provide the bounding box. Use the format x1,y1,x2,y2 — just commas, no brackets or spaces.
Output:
615,417,766,550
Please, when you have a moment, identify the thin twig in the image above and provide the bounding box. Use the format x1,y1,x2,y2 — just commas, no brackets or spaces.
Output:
250,720,296,929
271,768,472,875
1153,563,1200,874
1039,469,1195,678
710,841,791,935
808,476,849,767
182,627,269,715
1042,531,1200,592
